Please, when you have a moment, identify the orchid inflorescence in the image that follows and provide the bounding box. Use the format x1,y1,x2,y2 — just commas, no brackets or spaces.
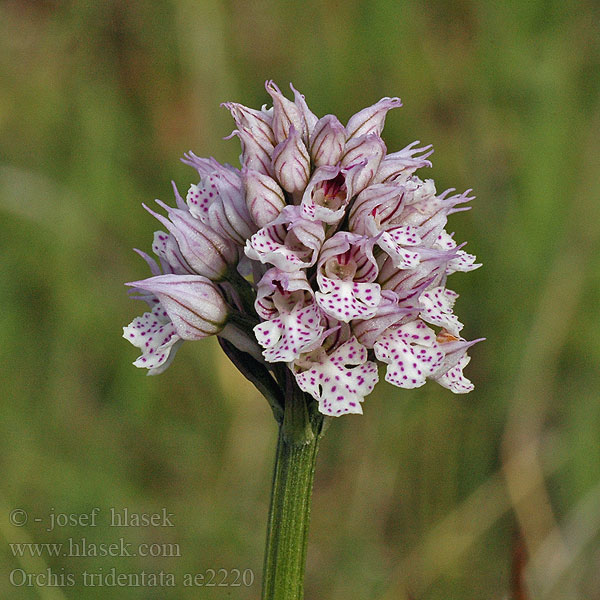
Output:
124,81,482,417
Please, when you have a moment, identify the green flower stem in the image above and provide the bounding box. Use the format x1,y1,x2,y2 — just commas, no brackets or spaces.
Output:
262,383,326,600
226,268,258,316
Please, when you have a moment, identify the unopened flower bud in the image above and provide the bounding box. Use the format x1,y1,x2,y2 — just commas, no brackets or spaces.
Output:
126,274,229,340
271,127,310,195
230,126,275,176
310,114,346,167
265,80,307,144
145,201,238,281
243,168,286,227
245,205,325,272
222,102,275,147
341,134,386,196
290,83,318,138
345,97,402,141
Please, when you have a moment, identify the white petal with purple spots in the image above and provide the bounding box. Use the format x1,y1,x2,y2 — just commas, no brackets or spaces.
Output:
373,321,444,389
448,250,481,274
316,276,381,322
294,338,379,416
123,304,182,374
245,225,305,271
419,286,463,336
254,302,325,363
377,225,422,269
435,231,481,274
436,354,474,394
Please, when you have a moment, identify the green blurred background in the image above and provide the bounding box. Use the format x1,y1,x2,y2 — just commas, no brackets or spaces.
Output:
1,1,599,598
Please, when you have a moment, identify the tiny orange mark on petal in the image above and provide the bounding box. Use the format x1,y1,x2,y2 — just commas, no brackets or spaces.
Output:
436,328,459,343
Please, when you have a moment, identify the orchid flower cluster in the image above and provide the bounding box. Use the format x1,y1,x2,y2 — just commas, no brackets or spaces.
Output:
124,82,482,417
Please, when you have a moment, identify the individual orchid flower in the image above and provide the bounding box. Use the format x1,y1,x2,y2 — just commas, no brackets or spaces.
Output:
254,299,325,363
245,205,325,272
373,319,480,393
348,184,424,270
243,168,286,228
254,268,314,320
124,253,191,375
293,337,379,416
315,232,381,322
398,180,481,276
300,166,351,224
252,267,329,363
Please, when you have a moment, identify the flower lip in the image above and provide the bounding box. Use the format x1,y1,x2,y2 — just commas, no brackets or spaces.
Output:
123,303,183,375
315,232,382,323
293,336,379,416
